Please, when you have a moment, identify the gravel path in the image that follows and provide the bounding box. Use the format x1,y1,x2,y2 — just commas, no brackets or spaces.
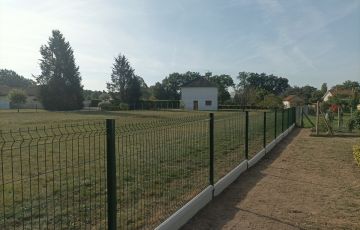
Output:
182,128,360,230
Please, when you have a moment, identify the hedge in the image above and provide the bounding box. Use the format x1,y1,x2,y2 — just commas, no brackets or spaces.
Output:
353,145,360,167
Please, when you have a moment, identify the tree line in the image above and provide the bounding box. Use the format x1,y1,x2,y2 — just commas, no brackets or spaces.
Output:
1,29,359,111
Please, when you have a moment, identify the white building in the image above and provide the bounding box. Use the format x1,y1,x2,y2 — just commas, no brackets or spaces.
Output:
181,77,218,111
282,95,304,108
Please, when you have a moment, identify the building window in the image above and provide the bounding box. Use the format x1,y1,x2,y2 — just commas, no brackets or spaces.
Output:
205,100,212,106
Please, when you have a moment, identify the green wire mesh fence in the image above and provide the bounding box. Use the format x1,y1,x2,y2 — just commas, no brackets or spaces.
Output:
1,108,296,229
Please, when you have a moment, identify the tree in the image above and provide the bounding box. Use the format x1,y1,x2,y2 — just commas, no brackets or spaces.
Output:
236,72,289,95
35,30,84,110
83,90,103,100
99,92,110,101
8,89,27,112
259,94,283,109
342,80,360,90
107,54,142,103
125,75,142,103
152,82,168,100
208,74,235,104
0,69,36,88
320,83,327,94
161,72,201,100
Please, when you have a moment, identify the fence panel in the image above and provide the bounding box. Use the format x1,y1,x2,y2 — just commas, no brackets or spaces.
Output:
0,122,108,229
248,112,264,158
266,111,275,145
114,115,209,229
0,109,299,229
276,110,283,137
214,112,245,182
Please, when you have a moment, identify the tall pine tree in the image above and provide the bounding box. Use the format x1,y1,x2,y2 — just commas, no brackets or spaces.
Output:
107,54,141,103
36,30,84,110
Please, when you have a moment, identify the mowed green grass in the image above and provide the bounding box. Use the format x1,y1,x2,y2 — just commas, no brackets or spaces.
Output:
0,109,281,229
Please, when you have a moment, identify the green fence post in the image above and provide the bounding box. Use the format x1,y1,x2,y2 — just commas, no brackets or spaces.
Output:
106,119,117,230
245,111,249,159
263,111,266,148
294,107,296,125
209,113,214,185
288,108,290,128
274,109,277,139
281,109,284,132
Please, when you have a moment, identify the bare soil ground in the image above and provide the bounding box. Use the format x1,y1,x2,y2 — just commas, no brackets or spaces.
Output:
182,128,360,230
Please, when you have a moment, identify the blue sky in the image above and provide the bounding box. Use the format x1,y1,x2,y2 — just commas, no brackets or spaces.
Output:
0,0,359,90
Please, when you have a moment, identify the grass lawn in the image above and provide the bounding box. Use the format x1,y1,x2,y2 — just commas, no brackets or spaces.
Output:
0,109,287,229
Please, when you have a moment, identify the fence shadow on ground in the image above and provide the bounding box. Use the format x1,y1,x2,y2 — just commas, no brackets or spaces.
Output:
182,128,301,230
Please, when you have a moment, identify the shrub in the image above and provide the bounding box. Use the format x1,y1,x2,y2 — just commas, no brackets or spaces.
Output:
98,101,111,110
8,89,27,111
347,111,360,131
89,99,101,107
353,145,360,167
98,101,129,111
119,103,129,110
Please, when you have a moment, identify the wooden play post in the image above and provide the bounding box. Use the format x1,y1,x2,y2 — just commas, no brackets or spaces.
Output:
316,101,319,135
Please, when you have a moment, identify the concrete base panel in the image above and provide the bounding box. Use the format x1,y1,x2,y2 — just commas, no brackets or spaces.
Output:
214,161,248,197
248,148,265,168
155,186,213,230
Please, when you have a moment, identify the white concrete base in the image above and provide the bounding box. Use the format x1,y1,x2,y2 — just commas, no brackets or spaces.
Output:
266,139,277,153
213,161,248,196
156,123,297,230
155,185,213,230
248,148,265,168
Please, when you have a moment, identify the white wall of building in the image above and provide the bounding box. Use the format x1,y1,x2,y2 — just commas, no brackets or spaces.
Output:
181,87,218,110
323,91,333,102
283,101,290,108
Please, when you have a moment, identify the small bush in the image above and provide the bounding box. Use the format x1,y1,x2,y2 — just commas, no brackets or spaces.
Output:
98,101,129,111
89,99,101,107
347,111,360,131
119,103,129,110
353,145,360,167
98,101,111,110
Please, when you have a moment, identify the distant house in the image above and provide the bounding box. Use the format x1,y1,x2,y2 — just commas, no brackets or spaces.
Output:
322,87,354,102
282,95,304,108
181,77,218,111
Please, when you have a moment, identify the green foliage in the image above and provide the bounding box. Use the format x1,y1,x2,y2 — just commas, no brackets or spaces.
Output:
107,54,142,103
208,73,235,104
161,72,201,100
342,80,360,90
353,145,360,167
83,90,102,100
8,89,27,105
237,72,289,95
119,103,129,110
36,30,84,110
347,111,360,131
99,92,110,101
258,94,283,109
153,71,234,102
98,101,129,111
283,85,323,104
98,101,111,110
89,99,101,107
0,69,35,88
321,83,328,94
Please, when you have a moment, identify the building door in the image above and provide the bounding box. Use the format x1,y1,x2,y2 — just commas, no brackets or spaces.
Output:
193,100,198,110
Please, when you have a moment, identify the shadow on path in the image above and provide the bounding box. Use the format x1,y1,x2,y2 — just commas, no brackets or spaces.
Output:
181,128,302,230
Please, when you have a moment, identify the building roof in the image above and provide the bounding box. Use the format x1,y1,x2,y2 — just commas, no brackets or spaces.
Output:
181,77,217,88
283,95,303,102
328,87,354,96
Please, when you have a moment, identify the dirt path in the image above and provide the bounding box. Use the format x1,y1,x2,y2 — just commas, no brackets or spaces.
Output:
182,128,360,230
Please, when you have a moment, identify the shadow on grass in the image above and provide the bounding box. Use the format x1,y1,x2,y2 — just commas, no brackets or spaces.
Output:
181,128,302,230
